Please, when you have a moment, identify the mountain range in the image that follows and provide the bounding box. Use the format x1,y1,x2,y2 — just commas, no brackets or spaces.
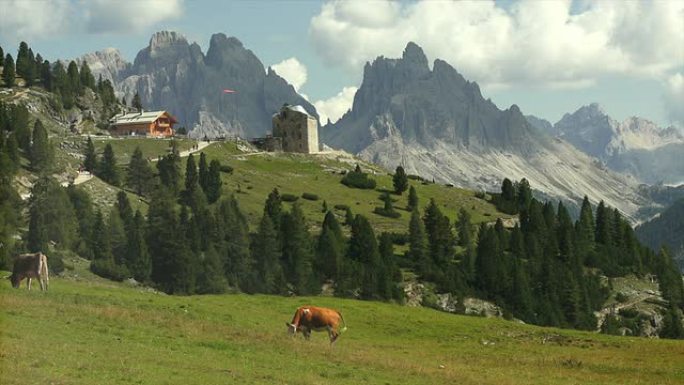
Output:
528,104,684,185
78,33,683,222
321,43,653,222
78,31,317,139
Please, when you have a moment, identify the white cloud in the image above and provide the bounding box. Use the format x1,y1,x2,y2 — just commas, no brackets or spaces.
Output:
664,73,684,126
0,0,183,39
84,0,182,34
309,0,684,89
271,57,308,92
313,86,358,124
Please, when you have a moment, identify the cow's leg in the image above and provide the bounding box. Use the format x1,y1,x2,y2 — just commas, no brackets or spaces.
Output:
303,329,311,340
39,276,45,291
328,326,339,344
27,277,32,291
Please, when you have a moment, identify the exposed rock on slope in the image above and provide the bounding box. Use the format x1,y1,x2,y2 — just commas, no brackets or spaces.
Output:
322,43,649,221
79,31,317,139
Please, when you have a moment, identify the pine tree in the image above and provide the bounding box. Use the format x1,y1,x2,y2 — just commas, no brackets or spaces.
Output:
660,305,684,339
457,208,476,282
84,136,97,172
66,185,94,258
407,185,418,210
408,207,429,273
3,54,15,87
216,196,255,292
196,245,228,294
90,210,113,262
126,146,153,196
132,92,142,111
79,61,95,90
315,211,345,280
126,210,151,282
66,60,81,95
40,60,51,90
183,154,199,204
393,166,409,195
15,42,30,77
156,144,182,196
205,159,222,203
108,206,127,267
348,214,384,300
30,119,52,173
252,213,286,294
344,206,354,226
198,152,209,192
0,46,3,66
10,104,30,152
516,178,532,212
116,191,134,230
422,199,454,280
98,143,120,185
575,196,595,265
379,232,402,301
280,202,317,294
25,48,36,86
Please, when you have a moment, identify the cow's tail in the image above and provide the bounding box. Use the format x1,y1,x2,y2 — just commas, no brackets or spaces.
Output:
338,311,347,333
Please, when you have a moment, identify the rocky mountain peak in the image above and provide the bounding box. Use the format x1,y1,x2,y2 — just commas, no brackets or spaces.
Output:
77,48,131,84
149,31,188,52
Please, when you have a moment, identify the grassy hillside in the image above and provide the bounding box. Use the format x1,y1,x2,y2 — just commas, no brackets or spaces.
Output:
1,273,682,385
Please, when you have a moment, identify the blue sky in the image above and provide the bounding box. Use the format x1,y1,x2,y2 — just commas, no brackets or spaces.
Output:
1,0,682,127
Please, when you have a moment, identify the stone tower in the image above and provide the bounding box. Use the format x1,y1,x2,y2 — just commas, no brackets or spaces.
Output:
272,105,319,153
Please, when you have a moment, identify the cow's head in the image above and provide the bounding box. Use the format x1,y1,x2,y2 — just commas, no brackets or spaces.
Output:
285,322,297,335
9,274,21,288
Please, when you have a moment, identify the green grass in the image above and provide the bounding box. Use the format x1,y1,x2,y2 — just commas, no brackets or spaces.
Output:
93,137,196,165
1,274,682,385
202,142,507,232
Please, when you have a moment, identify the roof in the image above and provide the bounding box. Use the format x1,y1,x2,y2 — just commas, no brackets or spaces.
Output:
273,105,313,118
109,110,176,126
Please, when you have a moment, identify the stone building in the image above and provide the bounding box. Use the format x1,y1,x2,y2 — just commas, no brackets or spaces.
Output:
271,104,318,153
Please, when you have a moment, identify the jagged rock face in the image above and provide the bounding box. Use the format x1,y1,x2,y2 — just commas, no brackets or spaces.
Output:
78,48,131,84
324,43,535,154
82,31,316,138
322,42,650,222
553,104,684,184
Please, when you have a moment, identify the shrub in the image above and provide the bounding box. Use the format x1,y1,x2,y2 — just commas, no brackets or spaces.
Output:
407,174,424,181
90,259,129,281
301,192,319,201
334,204,349,210
388,232,408,245
281,193,299,202
373,207,401,218
219,164,233,174
615,292,629,303
341,167,377,189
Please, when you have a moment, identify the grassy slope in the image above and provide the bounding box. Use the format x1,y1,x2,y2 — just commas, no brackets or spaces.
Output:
1,275,682,385
201,141,506,233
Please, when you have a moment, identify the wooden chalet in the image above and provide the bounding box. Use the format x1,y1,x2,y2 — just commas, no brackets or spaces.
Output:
109,110,177,137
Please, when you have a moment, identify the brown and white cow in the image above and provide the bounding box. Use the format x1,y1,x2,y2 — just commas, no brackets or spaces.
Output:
10,252,49,291
285,306,347,344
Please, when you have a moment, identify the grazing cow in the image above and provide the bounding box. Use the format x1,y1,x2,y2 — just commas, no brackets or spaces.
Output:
286,306,347,344
10,252,49,291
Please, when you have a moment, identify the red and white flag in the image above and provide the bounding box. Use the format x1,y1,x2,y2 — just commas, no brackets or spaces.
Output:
223,89,237,93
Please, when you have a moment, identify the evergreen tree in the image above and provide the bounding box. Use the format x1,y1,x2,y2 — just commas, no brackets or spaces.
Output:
67,185,95,258
132,92,142,111
408,207,429,273
344,206,354,226
575,196,595,265
126,146,153,196
252,212,286,294
457,208,476,281
15,42,30,77
10,104,31,152
108,206,127,266
393,165,409,195
66,60,81,95
475,224,506,298
40,60,51,90
407,185,418,211
79,61,95,90
280,202,317,294
3,54,15,87
379,232,402,301
116,191,134,230
27,177,78,252
24,48,37,86
126,210,151,282
205,159,222,203
422,199,454,280
183,154,199,204
263,188,282,228
147,190,195,294
198,152,209,192
348,215,384,300
195,245,228,294
30,119,52,173
156,143,182,195
660,305,684,339
0,46,3,66
90,210,113,262
84,136,97,172
315,211,345,280
98,143,120,185
216,196,255,292
516,178,532,212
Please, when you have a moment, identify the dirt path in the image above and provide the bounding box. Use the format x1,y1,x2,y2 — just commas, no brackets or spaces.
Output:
594,292,659,330
151,141,211,162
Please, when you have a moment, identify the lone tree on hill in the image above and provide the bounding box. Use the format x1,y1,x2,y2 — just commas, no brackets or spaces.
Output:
393,166,409,195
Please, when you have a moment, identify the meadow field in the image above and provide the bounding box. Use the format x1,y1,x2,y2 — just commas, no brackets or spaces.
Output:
1,271,682,385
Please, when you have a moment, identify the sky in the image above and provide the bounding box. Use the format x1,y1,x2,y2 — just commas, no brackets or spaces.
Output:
0,0,682,127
